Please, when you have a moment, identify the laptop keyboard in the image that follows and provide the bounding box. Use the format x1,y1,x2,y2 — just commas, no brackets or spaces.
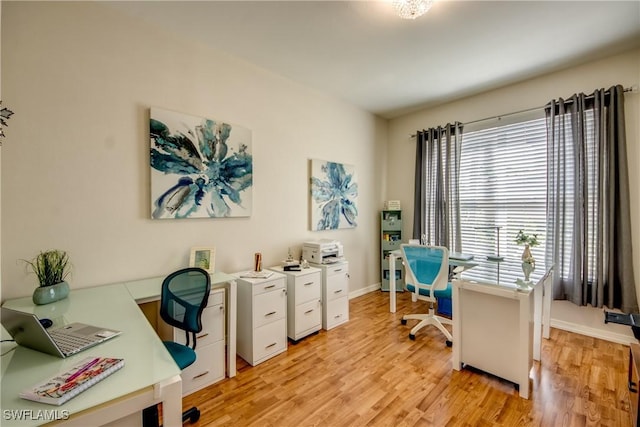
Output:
49,330,99,356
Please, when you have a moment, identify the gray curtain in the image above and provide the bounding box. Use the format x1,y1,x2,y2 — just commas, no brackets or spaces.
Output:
412,123,463,252
545,85,638,312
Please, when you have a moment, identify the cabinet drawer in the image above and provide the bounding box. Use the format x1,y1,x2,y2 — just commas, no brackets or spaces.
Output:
294,272,321,304
254,288,286,329
175,303,224,348
325,296,349,330
326,263,348,277
208,289,224,306
181,340,225,395
252,277,285,296
382,219,402,231
382,240,401,251
175,289,224,348
326,277,348,302
254,318,287,363
294,299,322,335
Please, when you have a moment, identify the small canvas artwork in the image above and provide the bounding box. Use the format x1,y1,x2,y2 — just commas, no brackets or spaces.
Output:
190,247,215,274
310,159,358,230
150,107,252,219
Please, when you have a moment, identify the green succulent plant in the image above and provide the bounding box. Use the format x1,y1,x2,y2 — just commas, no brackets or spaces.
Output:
23,250,71,287
515,230,539,247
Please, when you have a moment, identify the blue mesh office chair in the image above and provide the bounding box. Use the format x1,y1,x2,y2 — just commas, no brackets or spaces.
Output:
143,267,211,426
400,244,453,346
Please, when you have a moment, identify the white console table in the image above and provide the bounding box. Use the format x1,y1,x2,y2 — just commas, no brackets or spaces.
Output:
451,264,553,399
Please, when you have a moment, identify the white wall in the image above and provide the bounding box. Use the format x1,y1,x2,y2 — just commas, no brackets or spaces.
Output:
0,1,387,300
388,48,640,343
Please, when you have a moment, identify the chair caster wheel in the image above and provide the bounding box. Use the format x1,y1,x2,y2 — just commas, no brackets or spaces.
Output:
446,340,452,347
190,409,200,423
409,334,416,340
401,319,407,325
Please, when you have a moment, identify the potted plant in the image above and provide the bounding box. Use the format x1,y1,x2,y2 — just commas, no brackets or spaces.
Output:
23,250,71,305
515,230,539,281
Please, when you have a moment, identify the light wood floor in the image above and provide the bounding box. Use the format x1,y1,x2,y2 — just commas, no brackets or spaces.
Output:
182,290,633,426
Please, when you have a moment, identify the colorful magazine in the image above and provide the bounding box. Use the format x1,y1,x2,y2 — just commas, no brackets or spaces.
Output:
19,356,124,406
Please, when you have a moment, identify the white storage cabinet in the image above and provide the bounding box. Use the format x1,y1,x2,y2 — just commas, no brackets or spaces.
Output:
269,265,322,342
174,287,226,396
314,261,350,330
234,272,288,366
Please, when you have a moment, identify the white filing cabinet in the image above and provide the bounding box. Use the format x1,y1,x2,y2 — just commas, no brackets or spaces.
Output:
234,272,288,366
269,265,322,342
174,287,226,396
313,261,350,330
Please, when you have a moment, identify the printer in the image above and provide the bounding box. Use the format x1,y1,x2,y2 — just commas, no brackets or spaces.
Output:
302,239,344,265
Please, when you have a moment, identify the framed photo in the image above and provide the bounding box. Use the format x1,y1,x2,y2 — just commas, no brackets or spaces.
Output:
189,247,216,274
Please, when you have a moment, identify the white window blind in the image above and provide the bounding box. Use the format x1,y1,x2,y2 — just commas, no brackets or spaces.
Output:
458,116,547,283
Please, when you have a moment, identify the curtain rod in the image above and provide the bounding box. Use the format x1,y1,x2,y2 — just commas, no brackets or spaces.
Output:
410,85,637,138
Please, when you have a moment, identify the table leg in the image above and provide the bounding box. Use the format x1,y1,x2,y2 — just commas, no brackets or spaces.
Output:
543,270,552,339
533,280,543,361
227,280,237,377
389,253,396,313
157,375,182,426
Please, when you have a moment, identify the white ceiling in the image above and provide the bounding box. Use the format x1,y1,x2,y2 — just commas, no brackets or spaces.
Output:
109,0,640,118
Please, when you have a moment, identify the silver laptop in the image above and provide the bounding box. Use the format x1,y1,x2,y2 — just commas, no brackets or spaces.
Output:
1,307,121,358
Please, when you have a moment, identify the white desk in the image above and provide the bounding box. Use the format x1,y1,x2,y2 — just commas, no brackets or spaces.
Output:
451,264,553,399
123,271,237,379
1,284,182,426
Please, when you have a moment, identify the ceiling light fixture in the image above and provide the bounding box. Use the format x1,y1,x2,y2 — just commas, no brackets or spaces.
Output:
393,0,434,20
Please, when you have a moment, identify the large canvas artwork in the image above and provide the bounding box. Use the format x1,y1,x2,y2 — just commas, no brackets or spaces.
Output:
310,159,358,230
150,108,252,219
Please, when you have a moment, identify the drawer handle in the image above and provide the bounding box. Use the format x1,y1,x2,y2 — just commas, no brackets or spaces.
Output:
265,311,277,317
334,269,342,272
192,371,209,380
266,342,277,349
630,381,638,393
334,314,342,319
334,289,343,294
196,333,209,339
264,284,276,290
304,282,314,286
304,309,314,314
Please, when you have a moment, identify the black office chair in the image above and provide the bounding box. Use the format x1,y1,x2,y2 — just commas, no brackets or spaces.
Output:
143,267,211,426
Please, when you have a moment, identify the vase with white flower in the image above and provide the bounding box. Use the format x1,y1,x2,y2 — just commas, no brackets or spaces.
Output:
515,230,539,282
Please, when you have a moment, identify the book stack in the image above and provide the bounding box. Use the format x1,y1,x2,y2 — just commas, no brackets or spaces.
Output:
20,356,124,405
239,270,274,279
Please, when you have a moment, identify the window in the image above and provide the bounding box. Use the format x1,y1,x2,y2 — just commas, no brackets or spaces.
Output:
458,116,547,283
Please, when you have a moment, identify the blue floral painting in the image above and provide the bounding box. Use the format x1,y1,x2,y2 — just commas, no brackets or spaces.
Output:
150,108,252,219
310,159,358,230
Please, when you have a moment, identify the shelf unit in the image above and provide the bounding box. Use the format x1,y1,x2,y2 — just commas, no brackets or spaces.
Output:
381,210,404,292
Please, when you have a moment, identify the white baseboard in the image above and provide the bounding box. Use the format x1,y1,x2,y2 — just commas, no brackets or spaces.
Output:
349,283,381,299
551,318,636,346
